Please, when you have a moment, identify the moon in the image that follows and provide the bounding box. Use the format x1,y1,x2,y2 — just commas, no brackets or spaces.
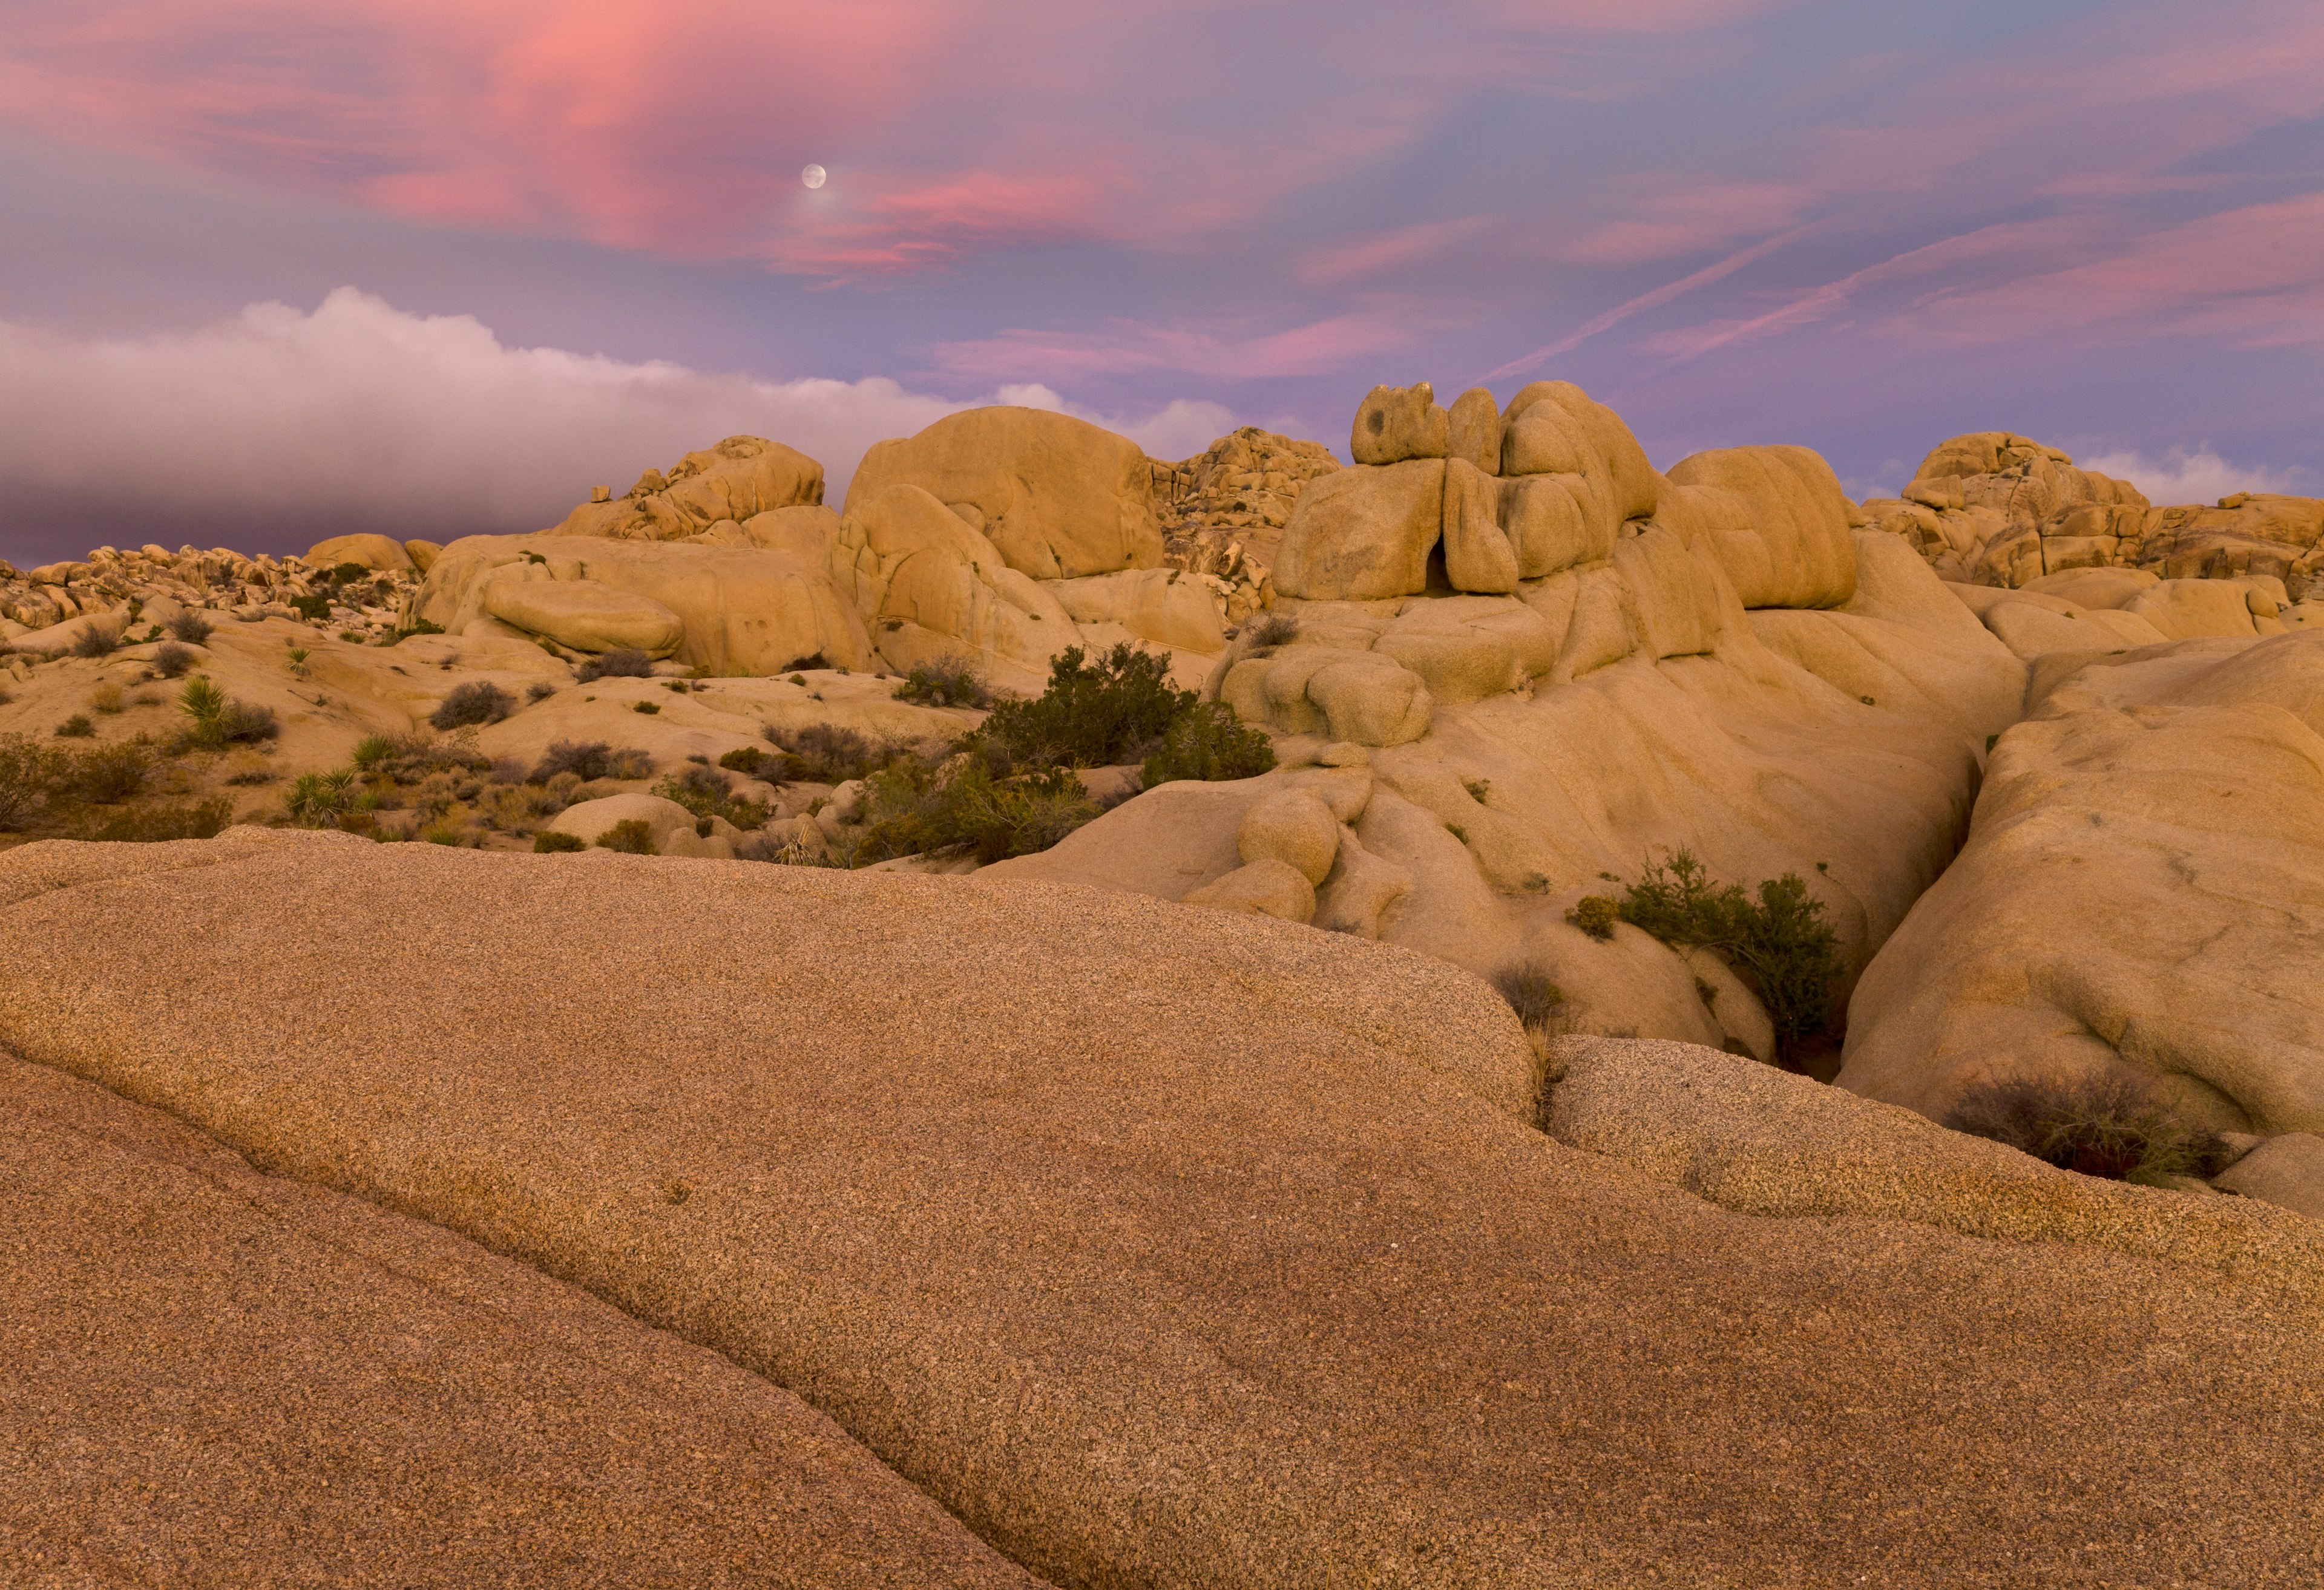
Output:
801,164,827,190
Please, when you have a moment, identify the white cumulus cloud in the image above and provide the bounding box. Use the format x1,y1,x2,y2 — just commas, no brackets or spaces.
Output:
2078,445,2314,508
0,289,1232,564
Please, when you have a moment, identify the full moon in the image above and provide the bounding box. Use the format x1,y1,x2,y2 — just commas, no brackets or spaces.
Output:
801,164,826,190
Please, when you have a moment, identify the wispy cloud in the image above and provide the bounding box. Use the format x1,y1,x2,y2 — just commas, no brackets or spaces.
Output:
930,311,1420,382
1904,194,2324,347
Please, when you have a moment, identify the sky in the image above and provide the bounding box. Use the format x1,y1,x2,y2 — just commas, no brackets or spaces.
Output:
1,0,2319,564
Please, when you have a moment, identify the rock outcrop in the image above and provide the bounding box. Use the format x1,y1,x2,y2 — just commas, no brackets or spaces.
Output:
999,381,2023,1052
1840,632,2324,1154
550,435,826,541
843,407,1164,581
0,1051,1040,1589
1865,430,2324,601
5,833,2323,1586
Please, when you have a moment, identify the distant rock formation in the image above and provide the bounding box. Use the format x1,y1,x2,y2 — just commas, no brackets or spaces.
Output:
1864,430,2324,600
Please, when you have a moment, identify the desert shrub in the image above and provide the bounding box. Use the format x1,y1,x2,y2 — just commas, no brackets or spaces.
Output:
527,681,557,702
151,642,199,678
54,715,95,739
430,680,514,730
392,617,445,641
376,729,488,783
329,561,370,584
893,658,991,709
70,619,125,659
783,651,829,672
179,678,277,748
1491,962,1567,1032
0,734,65,829
596,818,656,855
165,610,214,644
718,745,779,778
1615,850,1843,1055
531,739,651,783
654,764,768,831
487,755,528,785
77,797,234,843
1141,701,1276,788
285,768,359,826
67,739,153,804
217,701,279,745
574,647,654,682
288,593,332,622
1566,895,1619,940
763,722,890,784
634,701,660,715
1945,1071,2234,1185
533,829,586,852
853,755,1098,866
1241,612,1299,648
350,734,394,770
90,681,125,715
974,643,1188,770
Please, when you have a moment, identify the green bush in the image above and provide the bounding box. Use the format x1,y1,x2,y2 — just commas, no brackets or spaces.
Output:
288,593,332,622
854,754,1098,865
179,678,278,750
329,561,370,584
633,701,660,715
718,745,778,778
1141,701,1276,787
596,818,656,854
351,734,395,770
533,829,586,852
893,658,992,709
285,768,359,826
1615,850,1843,1055
974,643,1188,769
430,680,514,729
1566,895,1618,940
77,797,234,843
54,714,96,739
1946,1071,2234,1186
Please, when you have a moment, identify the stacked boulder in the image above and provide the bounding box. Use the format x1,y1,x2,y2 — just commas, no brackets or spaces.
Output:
1864,431,2324,603
998,376,2029,1061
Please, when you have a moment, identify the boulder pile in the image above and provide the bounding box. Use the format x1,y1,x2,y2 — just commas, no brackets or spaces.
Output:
1865,430,2324,601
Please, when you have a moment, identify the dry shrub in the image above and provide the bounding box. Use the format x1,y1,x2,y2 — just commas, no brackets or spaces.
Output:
1946,1070,2234,1185
574,648,655,683
1489,962,1567,1032
533,739,652,783
430,680,514,730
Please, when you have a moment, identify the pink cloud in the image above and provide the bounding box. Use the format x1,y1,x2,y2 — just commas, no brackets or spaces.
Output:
930,312,1421,382
1296,218,1496,287
1903,194,2324,347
